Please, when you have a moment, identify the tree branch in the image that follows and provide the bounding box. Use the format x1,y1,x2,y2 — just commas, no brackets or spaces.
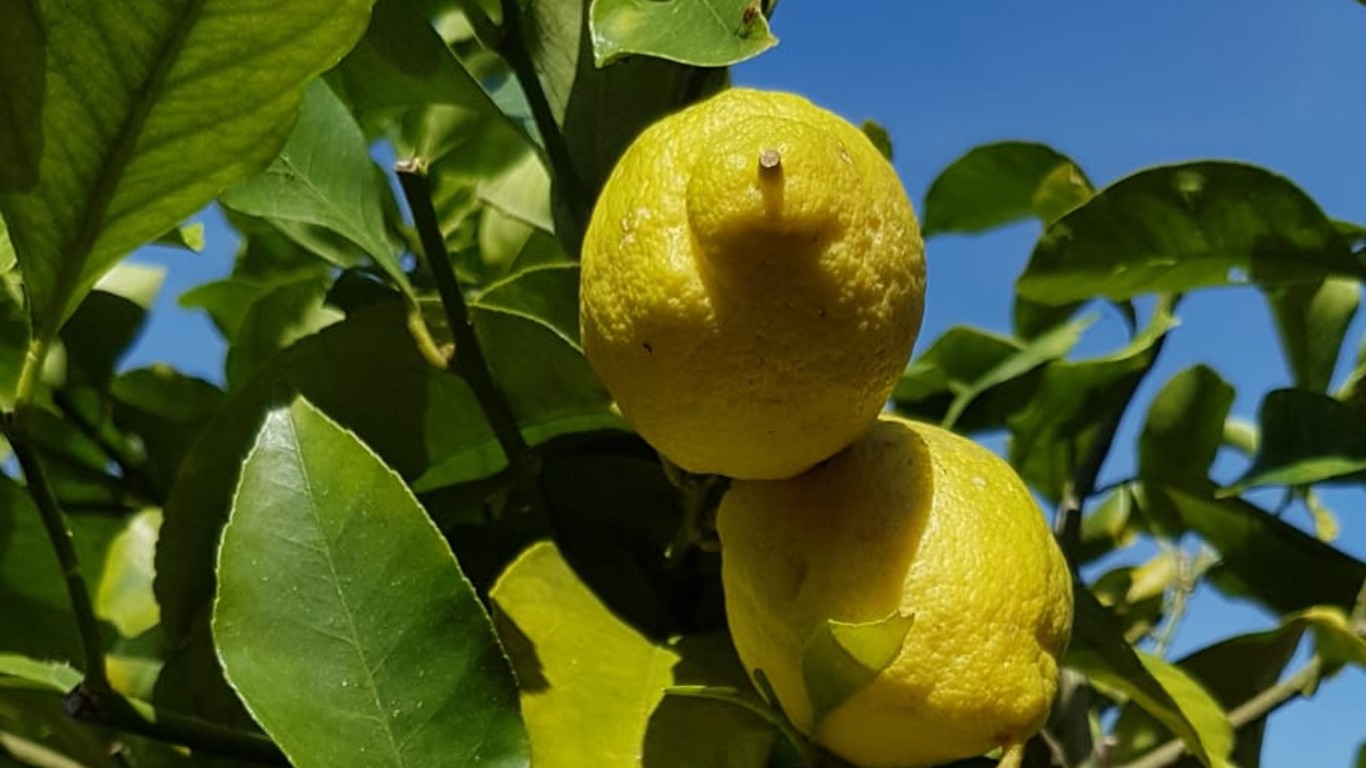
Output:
497,0,590,255
1,412,109,693
395,161,545,521
65,685,287,765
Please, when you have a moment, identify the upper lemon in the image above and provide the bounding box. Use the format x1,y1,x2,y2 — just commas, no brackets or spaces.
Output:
717,415,1073,767
579,88,926,480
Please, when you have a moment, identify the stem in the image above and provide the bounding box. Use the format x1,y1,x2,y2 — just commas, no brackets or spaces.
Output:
65,686,287,765
1,414,108,693
395,162,545,520
1150,547,1195,658
497,0,590,255
1115,656,1324,768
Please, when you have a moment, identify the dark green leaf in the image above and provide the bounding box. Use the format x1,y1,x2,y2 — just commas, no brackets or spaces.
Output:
1111,624,1303,768
1008,304,1176,500
1018,162,1363,305
0,0,378,329
1165,489,1365,614
1226,388,1366,491
1138,365,1235,535
179,279,275,342
922,142,1092,236
893,327,1034,432
221,82,410,295
0,1,43,191
331,0,512,130
109,366,225,496
589,0,777,67
490,541,773,768
60,263,164,387
1265,279,1359,393
861,120,893,162
214,397,529,768
224,275,344,390
0,475,121,665
941,315,1091,430
1066,590,1230,768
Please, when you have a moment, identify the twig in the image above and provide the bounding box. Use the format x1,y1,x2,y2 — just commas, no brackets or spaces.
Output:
1115,656,1324,768
496,0,590,254
395,162,545,520
65,685,287,765
1,412,108,693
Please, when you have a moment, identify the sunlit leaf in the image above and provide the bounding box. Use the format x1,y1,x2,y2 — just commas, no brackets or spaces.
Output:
801,611,914,725
152,221,206,253
214,397,529,768
1018,162,1364,305
1265,279,1360,393
894,327,1033,432
941,315,1090,430
0,0,378,330
1065,591,1227,768
221,82,410,295
923,142,1092,236
1226,388,1366,491
490,541,773,767
95,509,161,641
589,0,778,67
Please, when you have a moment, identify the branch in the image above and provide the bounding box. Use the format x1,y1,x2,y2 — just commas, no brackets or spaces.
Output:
1,411,109,693
65,685,287,765
395,162,546,520
497,0,590,255
1115,656,1324,768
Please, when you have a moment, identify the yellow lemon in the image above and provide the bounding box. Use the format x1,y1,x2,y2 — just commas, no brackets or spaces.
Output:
580,88,926,480
717,415,1073,767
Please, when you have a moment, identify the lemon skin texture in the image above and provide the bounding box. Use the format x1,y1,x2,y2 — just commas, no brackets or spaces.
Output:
580,88,926,480
717,415,1073,767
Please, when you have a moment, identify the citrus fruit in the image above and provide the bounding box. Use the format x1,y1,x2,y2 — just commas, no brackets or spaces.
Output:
579,88,926,480
717,414,1073,767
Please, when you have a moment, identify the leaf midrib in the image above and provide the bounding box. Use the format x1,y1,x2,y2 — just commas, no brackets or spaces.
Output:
42,0,210,336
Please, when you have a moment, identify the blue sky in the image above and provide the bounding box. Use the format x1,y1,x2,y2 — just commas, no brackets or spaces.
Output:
124,2,1364,765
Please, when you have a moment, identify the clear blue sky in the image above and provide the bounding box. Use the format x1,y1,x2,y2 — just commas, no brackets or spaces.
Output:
125,2,1364,764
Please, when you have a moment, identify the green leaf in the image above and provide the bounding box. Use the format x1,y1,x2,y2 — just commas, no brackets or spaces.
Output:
152,221,206,253
109,366,225,497
0,475,121,665
1164,489,1366,615
221,82,410,295
522,0,730,197
1138,365,1235,535
490,541,774,768
1226,388,1366,492
800,611,914,726
861,120,893,162
1008,304,1177,500
60,262,165,389
214,397,529,768
0,0,379,332
1065,590,1228,768
179,278,276,342
589,0,778,67
894,327,1034,432
922,142,1093,236
941,315,1091,430
223,275,345,390
330,0,512,129
95,509,162,641
0,655,82,693
1265,279,1360,392
1018,162,1364,305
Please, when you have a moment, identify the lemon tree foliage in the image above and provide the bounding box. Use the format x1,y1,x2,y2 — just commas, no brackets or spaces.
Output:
0,2,1362,768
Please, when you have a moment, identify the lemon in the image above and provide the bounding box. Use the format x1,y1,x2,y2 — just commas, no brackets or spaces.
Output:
580,88,926,480
717,415,1073,767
